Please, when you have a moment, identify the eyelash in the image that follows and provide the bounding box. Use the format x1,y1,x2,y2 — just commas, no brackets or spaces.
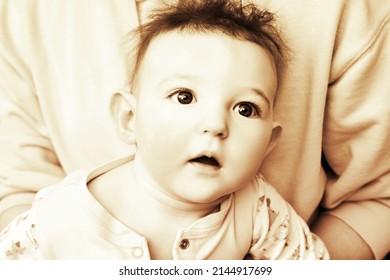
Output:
168,88,196,104
234,101,263,118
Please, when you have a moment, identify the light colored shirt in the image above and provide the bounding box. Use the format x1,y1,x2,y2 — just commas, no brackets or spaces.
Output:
0,155,328,260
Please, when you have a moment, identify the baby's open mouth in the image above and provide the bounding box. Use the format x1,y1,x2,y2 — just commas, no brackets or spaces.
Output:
190,156,221,167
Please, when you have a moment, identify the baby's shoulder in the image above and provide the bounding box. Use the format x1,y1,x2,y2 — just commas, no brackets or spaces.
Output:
33,170,89,226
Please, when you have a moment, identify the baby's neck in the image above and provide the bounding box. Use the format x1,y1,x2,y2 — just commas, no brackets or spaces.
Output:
131,158,223,218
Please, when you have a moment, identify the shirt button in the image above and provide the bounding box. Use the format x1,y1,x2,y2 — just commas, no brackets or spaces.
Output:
179,239,190,250
131,247,144,259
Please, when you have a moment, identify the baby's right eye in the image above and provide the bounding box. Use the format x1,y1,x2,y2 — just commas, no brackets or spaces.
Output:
169,88,196,105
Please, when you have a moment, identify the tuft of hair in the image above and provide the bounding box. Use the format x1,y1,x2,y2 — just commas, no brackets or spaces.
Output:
127,0,287,90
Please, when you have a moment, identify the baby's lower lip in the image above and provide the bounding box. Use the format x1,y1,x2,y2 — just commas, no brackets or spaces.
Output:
189,161,222,173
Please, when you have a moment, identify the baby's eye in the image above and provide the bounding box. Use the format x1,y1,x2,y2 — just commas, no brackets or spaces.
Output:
233,102,261,118
170,88,196,105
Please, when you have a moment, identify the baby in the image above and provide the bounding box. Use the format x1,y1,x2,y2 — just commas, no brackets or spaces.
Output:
0,0,329,260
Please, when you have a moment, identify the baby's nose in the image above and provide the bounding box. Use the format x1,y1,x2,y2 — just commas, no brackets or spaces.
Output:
199,108,228,139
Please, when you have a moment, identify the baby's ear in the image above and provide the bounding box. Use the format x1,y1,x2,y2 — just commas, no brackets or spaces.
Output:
264,122,282,157
110,89,137,145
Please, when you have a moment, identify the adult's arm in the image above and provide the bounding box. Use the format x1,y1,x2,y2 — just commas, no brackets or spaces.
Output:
314,3,390,259
0,1,65,230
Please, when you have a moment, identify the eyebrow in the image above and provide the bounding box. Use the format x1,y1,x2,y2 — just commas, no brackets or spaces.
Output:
251,88,271,109
158,74,197,86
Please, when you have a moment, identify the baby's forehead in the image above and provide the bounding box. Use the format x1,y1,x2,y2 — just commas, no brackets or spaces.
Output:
140,30,277,77
133,29,278,102
141,29,274,65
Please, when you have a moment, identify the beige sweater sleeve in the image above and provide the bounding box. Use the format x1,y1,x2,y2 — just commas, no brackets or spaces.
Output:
323,2,390,259
0,2,65,229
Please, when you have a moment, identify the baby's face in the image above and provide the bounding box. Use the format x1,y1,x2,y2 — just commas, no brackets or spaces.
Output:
132,30,278,203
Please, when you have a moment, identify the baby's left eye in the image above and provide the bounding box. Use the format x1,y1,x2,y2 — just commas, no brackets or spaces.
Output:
233,102,261,118
169,88,196,105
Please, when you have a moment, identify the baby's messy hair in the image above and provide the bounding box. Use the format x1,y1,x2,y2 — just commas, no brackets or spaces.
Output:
127,0,287,90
